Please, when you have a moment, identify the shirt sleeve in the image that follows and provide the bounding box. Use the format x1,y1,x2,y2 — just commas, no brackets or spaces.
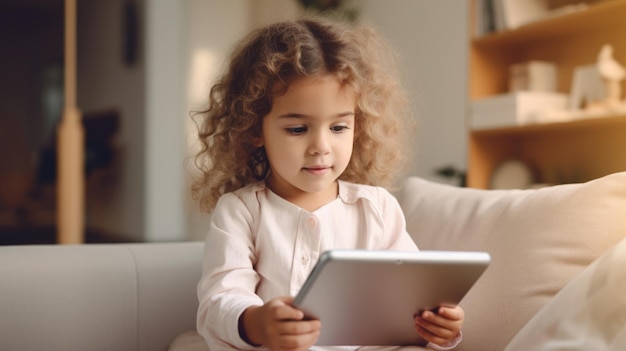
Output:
426,331,463,350
196,192,264,350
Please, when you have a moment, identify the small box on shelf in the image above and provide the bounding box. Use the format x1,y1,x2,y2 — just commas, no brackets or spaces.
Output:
509,61,557,92
470,92,568,130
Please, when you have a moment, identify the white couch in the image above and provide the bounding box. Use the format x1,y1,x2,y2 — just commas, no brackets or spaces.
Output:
1,172,625,351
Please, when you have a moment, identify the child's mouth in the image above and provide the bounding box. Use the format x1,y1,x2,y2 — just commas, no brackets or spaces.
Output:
303,166,331,175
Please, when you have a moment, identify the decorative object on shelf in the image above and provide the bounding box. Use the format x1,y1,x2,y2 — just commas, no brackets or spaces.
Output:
509,61,557,92
567,44,626,118
569,64,605,110
489,160,534,190
596,44,626,109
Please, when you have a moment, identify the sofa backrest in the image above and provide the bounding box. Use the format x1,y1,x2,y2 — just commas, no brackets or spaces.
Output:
0,242,203,351
396,172,626,351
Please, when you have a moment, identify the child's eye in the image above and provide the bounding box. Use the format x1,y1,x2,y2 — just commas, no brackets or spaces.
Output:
331,125,349,133
286,126,307,135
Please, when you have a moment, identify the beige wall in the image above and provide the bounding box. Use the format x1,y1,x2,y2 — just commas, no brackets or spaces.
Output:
359,0,469,184
184,0,253,241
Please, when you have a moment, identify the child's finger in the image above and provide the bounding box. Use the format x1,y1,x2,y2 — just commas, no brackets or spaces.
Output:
266,297,305,321
414,322,453,346
278,319,322,336
415,315,457,340
437,305,464,321
276,306,305,321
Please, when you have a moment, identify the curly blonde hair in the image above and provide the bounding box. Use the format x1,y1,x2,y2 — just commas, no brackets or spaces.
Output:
192,16,414,212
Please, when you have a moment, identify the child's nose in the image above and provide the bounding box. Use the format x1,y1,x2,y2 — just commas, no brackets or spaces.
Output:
308,131,331,155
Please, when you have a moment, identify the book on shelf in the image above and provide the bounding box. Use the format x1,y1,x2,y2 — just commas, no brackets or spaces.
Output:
475,0,548,34
474,0,490,37
473,0,588,37
501,0,549,29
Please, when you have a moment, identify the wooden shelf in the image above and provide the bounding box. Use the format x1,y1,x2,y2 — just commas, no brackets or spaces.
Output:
473,0,626,48
471,114,626,136
466,0,626,188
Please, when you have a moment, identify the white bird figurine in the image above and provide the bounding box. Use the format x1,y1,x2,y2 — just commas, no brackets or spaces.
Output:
597,44,626,107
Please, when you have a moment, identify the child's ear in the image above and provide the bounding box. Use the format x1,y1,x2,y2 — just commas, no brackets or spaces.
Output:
251,136,263,147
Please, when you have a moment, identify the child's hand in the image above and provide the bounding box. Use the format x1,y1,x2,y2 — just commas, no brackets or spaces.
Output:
414,305,464,347
241,296,321,351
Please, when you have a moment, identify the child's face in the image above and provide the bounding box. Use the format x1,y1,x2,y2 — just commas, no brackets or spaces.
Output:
259,75,356,207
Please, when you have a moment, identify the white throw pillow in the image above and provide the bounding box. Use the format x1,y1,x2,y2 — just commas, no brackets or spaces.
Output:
504,237,626,350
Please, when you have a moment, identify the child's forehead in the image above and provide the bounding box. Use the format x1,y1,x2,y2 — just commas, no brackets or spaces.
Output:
266,75,358,120
272,74,354,97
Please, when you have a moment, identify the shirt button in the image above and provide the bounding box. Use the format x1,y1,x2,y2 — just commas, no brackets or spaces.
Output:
307,216,317,228
301,256,309,266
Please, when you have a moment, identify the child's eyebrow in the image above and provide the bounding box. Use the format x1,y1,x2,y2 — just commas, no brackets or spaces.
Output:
278,112,355,119
336,112,355,118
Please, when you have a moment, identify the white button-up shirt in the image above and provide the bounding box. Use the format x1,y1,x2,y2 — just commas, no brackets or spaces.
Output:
197,181,457,350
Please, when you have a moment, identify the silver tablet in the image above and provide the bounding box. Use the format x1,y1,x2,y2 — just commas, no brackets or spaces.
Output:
292,250,490,346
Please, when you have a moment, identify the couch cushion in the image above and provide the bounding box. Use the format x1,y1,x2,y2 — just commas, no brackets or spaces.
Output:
396,172,626,351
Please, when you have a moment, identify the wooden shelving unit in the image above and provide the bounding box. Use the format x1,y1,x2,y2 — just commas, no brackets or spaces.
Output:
467,0,626,188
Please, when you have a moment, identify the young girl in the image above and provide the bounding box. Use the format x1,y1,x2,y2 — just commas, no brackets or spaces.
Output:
193,16,464,351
